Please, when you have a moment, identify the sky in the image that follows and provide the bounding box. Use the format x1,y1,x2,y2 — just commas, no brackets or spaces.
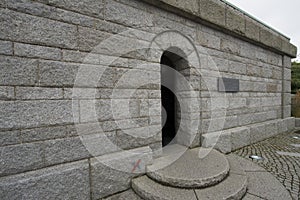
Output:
225,0,300,62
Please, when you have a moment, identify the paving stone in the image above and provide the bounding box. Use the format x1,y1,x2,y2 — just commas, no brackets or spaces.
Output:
0,160,90,200
147,148,229,188
246,171,292,200
242,193,265,200
226,154,265,173
132,176,198,200
195,173,247,200
103,189,142,200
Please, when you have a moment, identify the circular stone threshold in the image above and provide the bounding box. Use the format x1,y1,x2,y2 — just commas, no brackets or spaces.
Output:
146,148,230,188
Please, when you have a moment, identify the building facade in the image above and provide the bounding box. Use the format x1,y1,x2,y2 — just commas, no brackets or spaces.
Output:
0,0,297,199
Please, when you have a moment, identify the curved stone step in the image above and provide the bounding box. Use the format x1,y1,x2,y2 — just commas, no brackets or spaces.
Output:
146,148,230,188
132,173,247,200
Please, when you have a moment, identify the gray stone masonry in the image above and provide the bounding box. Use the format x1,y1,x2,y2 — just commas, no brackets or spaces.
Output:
0,0,297,199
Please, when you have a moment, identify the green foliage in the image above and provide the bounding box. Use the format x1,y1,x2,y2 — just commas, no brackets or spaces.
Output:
292,62,300,94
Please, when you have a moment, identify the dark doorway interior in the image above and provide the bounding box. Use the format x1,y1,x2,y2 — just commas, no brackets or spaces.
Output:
161,53,178,147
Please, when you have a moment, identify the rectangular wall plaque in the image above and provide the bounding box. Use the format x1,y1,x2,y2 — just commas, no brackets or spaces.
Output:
218,77,239,92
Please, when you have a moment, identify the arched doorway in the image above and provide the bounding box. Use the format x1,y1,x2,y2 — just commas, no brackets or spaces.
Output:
160,50,183,147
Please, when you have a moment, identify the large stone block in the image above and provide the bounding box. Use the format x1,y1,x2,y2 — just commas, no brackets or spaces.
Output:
116,126,161,150
90,147,152,199
0,56,38,86
0,130,20,146
226,5,245,34
14,43,61,60
160,0,199,14
220,38,240,55
78,26,111,52
282,117,295,132
260,28,282,50
0,160,90,200
199,0,226,27
44,137,90,166
231,127,251,151
249,122,267,144
20,126,68,143
201,131,231,153
39,60,107,87
0,40,13,55
0,142,44,176
196,30,220,49
0,8,77,49
0,100,73,129
105,0,153,29
245,16,260,42
15,87,63,100
48,0,104,18
0,86,14,100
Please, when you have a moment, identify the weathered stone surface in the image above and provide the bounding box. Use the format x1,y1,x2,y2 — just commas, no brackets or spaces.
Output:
243,193,265,200
199,0,226,27
260,28,282,50
39,60,107,87
105,0,153,29
197,30,221,49
202,131,232,153
0,100,73,129
0,8,77,49
20,126,68,143
15,87,63,100
0,86,14,100
147,148,229,188
90,147,152,199
0,142,44,176
78,26,111,51
48,0,104,18
231,127,250,151
0,40,13,55
226,154,265,173
246,171,292,200
0,130,20,146
220,38,241,54
226,5,245,34
103,189,142,200
14,43,61,60
0,56,37,86
44,137,90,166
296,118,300,128
0,160,90,200
195,173,247,200
116,126,161,150
132,176,198,200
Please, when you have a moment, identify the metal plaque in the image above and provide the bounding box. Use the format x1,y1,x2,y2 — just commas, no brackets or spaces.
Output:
218,77,239,92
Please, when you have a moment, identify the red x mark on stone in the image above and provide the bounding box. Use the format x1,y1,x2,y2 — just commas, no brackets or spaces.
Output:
131,159,141,173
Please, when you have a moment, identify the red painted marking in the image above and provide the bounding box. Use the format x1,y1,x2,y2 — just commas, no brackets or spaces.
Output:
131,159,141,173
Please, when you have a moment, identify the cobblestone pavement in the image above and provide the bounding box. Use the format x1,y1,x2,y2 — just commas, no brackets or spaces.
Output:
234,131,300,200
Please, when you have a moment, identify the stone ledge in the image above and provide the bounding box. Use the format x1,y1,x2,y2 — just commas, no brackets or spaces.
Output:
141,0,297,58
201,117,295,153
